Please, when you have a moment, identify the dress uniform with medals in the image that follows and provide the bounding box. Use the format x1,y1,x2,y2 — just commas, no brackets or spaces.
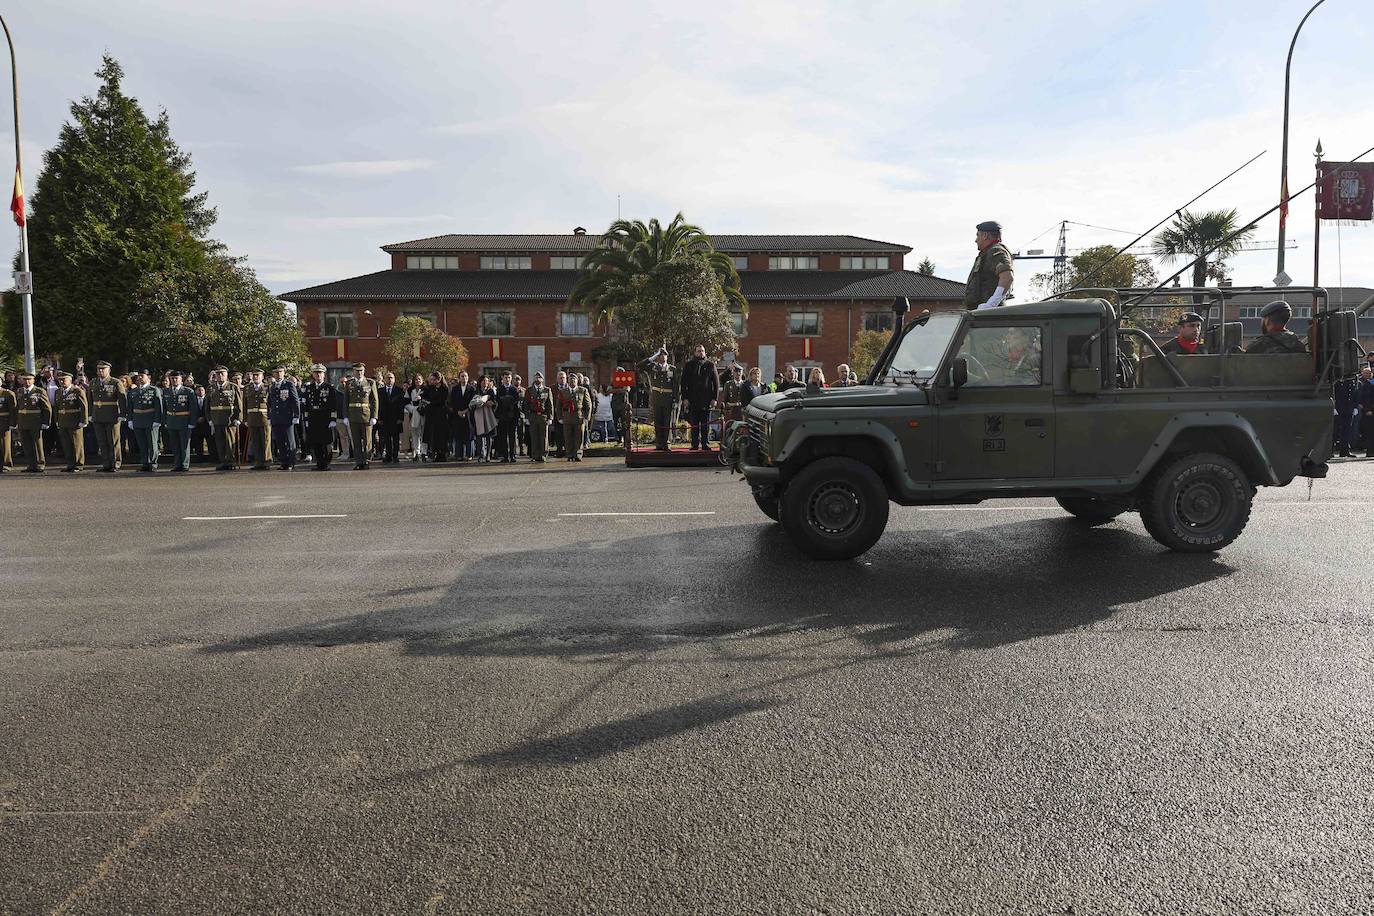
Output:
269,371,301,470
242,371,273,469
127,372,165,472
964,220,1014,310
302,365,339,470
642,348,677,450
54,372,89,471
162,372,199,472
0,382,15,471
15,372,52,472
720,368,745,424
341,363,380,469
206,367,244,470
88,362,128,471
559,379,593,462
523,373,554,463
1245,301,1309,354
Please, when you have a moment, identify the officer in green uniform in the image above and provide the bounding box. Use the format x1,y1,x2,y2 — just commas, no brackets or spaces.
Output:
1245,300,1309,354
719,364,746,423
206,365,244,470
523,372,554,463
963,220,1014,310
559,377,593,462
162,369,199,472
242,368,272,470
641,346,677,451
15,370,52,473
341,361,380,470
126,369,165,472
54,370,89,472
0,380,15,472
88,360,128,471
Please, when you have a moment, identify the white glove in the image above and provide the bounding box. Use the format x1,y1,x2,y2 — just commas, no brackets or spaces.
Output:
293,418,299,425
79,421,88,428
328,421,337,429
126,420,134,428
369,418,376,427
152,422,160,429
977,287,1007,310
231,419,241,427
41,423,49,430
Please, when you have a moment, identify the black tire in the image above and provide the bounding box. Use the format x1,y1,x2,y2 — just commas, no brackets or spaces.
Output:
1139,452,1252,552
753,489,780,522
778,457,889,560
1055,495,1127,525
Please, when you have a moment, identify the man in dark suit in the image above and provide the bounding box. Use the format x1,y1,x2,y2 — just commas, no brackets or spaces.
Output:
447,371,477,461
377,371,406,463
679,344,719,450
268,366,301,470
493,369,522,462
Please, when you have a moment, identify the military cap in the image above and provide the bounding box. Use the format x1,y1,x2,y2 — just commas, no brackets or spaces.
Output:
311,363,327,372
137,368,151,376
212,365,228,372
19,369,34,378
1179,312,1204,325
57,369,72,379
95,359,111,369
169,368,184,376
976,220,1003,234
1261,300,1293,321
352,361,366,369
248,368,263,374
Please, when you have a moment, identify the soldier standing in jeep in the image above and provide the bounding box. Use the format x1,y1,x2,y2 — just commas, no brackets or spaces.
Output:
964,220,1014,310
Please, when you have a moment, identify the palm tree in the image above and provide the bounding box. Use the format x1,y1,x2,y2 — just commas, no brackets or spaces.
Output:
1151,208,1256,289
570,213,746,325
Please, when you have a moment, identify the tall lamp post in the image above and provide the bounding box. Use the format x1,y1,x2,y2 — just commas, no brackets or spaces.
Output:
1276,0,1328,284
1,14,34,373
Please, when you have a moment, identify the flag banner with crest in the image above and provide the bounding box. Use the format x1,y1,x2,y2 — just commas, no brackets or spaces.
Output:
1317,161,1374,225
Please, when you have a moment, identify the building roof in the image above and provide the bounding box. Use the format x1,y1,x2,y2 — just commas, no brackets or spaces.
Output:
380,233,912,254
279,269,965,303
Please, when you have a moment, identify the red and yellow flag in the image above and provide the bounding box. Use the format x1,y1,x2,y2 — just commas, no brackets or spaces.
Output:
490,338,502,360
10,167,24,228
334,338,347,360
803,337,813,359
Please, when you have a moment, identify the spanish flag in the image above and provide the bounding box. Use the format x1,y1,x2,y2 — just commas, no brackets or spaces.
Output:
10,167,23,228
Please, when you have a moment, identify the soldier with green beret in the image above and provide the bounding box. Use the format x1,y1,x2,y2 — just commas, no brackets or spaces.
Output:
14,370,52,473
1245,301,1309,354
54,370,89,472
341,362,379,470
88,359,128,472
162,370,199,472
964,220,1014,311
206,365,244,470
126,369,165,472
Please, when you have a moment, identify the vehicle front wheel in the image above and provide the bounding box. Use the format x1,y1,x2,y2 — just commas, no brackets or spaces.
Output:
1055,495,1128,525
778,457,889,560
1139,452,1253,552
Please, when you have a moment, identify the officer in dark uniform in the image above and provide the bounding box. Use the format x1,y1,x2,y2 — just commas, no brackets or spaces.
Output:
162,370,199,472
301,364,339,470
1333,371,1360,457
1245,301,1308,354
964,220,1014,310
1160,312,1209,354
268,367,301,470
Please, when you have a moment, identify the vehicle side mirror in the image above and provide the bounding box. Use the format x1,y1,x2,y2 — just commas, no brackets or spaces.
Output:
951,358,969,388
1068,367,1101,394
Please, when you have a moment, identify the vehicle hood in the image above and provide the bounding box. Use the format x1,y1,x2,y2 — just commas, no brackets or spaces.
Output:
750,385,928,412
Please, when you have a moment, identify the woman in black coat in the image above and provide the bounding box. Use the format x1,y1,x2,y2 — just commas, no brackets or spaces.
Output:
421,371,450,462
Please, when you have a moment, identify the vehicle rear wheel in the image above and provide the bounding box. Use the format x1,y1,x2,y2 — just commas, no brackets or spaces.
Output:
1139,452,1252,552
1055,495,1128,525
778,457,889,560
752,488,780,522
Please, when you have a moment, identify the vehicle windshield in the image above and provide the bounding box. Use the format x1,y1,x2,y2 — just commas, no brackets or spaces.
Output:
885,312,963,380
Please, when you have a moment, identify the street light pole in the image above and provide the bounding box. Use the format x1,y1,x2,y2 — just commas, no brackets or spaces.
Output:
1277,0,1328,284
0,14,35,373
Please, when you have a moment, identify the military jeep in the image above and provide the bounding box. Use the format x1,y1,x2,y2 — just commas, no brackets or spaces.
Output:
734,293,1357,560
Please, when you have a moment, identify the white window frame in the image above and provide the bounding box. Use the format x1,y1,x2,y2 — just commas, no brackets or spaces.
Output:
862,311,895,333
321,311,356,337
479,311,515,337
550,256,581,270
406,255,459,269
769,256,819,271
480,256,532,270
558,311,592,337
840,256,890,270
731,256,748,271
787,310,821,336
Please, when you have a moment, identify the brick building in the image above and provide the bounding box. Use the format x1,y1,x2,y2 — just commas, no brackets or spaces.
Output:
279,231,967,383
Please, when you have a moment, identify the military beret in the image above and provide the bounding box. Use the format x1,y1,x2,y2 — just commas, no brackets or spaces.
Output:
95,360,111,369
976,221,1003,234
1179,312,1204,325
311,363,326,372
1261,300,1293,321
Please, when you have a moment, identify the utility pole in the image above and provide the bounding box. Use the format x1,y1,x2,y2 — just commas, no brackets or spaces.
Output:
1276,0,1327,286
1,14,34,373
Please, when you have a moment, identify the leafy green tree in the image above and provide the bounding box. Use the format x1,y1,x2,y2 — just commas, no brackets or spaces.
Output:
1033,245,1159,297
916,257,936,276
1152,208,1255,289
2,55,303,373
570,214,744,356
848,329,890,378
383,316,468,381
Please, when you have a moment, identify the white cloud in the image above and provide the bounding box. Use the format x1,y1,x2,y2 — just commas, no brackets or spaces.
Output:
291,159,436,177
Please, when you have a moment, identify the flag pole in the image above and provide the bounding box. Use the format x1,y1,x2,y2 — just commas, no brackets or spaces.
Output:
1,15,34,374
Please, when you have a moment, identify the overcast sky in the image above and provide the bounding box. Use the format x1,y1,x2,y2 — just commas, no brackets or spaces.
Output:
5,0,1373,300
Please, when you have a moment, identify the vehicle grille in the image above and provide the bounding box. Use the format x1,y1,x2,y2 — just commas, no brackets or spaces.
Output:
746,415,766,451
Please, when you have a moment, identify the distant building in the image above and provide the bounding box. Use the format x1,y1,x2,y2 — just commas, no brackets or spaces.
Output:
278,231,967,382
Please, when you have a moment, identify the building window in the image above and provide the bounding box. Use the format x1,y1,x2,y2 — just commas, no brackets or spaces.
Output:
559,311,591,336
787,310,820,336
406,255,460,269
840,256,890,270
731,256,748,271
862,311,894,333
479,362,516,380
1239,305,1310,318
550,256,581,270
729,310,747,337
399,309,435,324
480,256,532,270
769,256,819,270
321,311,356,337
479,311,514,337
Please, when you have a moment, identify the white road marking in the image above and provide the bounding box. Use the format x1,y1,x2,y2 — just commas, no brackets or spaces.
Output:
557,511,717,517
181,514,349,521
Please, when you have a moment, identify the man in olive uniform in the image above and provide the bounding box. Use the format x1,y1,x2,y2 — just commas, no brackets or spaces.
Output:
206,365,244,470
126,369,165,472
301,364,339,470
162,370,199,472
719,364,746,424
559,376,593,462
642,346,676,450
341,362,379,470
54,371,89,472
0,380,15,471
1161,312,1209,355
15,370,52,472
1245,300,1309,354
242,368,273,470
964,220,1014,310
88,360,128,471
524,372,554,463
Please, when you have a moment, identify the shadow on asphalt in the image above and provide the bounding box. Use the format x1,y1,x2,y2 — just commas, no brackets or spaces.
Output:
199,517,1236,768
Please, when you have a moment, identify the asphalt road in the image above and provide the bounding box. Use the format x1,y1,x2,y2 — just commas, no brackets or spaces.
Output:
2,456,1372,914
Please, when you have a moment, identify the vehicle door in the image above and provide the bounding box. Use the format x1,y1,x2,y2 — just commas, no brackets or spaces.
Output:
935,322,1055,480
